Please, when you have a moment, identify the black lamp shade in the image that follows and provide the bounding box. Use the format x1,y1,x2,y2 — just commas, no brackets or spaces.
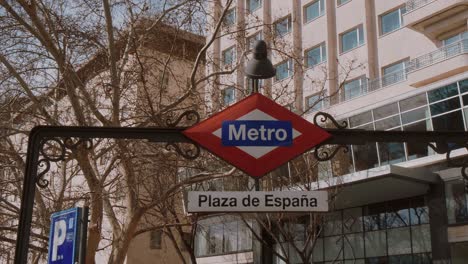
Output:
245,40,276,79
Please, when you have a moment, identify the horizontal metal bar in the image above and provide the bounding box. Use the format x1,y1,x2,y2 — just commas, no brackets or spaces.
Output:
30,126,190,143
325,129,468,145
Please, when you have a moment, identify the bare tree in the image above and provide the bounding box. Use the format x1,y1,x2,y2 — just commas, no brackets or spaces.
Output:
0,0,366,263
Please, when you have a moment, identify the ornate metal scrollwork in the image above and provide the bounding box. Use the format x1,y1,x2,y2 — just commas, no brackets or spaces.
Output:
35,137,94,188
313,112,348,129
165,142,200,160
312,112,349,162
313,143,349,162
166,110,200,127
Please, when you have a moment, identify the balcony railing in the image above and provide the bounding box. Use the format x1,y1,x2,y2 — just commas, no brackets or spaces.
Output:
405,0,435,13
407,39,468,71
337,39,468,104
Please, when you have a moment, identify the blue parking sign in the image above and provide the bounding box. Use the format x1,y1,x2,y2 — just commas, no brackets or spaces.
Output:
48,207,83,264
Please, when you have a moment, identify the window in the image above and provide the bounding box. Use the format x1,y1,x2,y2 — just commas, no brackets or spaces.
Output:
443,31,468,46
446,179,468,224
274,16,291,37
222,86,236,105
382,59,408,86
304,0,325,23
247,31,262,51
150,230,163,249
247,0,262,12
340,25,365,53
337,0,350,5
195,217,253,257
223,8,236,27
275,59,293,81
274,198,433,264
306,93,325,112
305,42,326,67
222,46,236,66
343,76,367,100
380,7,406,35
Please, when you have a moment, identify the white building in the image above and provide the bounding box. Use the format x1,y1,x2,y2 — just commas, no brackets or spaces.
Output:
196,0,468,263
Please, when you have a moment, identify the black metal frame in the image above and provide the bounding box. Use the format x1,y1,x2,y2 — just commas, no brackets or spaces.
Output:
13,111,468,263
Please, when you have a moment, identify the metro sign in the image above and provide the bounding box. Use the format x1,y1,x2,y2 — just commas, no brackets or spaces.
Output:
183,93,331,177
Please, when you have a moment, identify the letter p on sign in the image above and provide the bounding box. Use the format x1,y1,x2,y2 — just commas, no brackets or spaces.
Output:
51,220,67,261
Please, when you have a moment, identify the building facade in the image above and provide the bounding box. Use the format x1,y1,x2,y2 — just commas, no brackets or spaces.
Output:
199,0,468,263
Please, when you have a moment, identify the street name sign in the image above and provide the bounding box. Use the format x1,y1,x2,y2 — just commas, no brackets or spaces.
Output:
48,207,84,264
183,93,331,177
187,191,328,212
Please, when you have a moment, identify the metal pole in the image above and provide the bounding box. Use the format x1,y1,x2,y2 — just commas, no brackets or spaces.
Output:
15,126,191,264
78,206,89,264
252,78,260,193
252,78,259,94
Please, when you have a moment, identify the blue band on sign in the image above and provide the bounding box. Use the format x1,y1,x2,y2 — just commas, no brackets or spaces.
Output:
221,120,293,146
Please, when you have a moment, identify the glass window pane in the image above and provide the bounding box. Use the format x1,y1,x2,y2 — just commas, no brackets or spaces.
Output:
410,197,430,225
378,142,406,165
248,0,262,12
305,0,321,22
401,107,430,124
375,115,400,130
429,97,460,116
400,93,427,112
324,211,342,236
223,87,235,105
427,83,458,103
381,9,401,34
358,26,364,45
224,221,238,252
388,228,412,255
373,103,399,120
322,44,327,60
364,204,386,231
413,253,432,264
344,233,364,259
238,221,253,251
349,111,372,127
389,254,413,264
462,94,468,106
313,238,324,262
307,94,323,112
432,110,464,131
195,225,209,256
445,179,468,224
307,44,326,67
443,34,461,45
383,61,406,75
459,79,468,93
387,200,410,228
275,17,290,36
273,243,287,264
344,78,364,100
324,236,343,261
352,143,379,171
208,223,224,254
247,31,263,50
276,60,292,80
343,207,363,233
412,224,432,253
342,28,359,52
345,259,365,264
224,9,236,26
364,231,387,257
403,120,431,160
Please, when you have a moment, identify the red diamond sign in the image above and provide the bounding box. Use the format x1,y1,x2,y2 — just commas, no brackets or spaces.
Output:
183,94,331,178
